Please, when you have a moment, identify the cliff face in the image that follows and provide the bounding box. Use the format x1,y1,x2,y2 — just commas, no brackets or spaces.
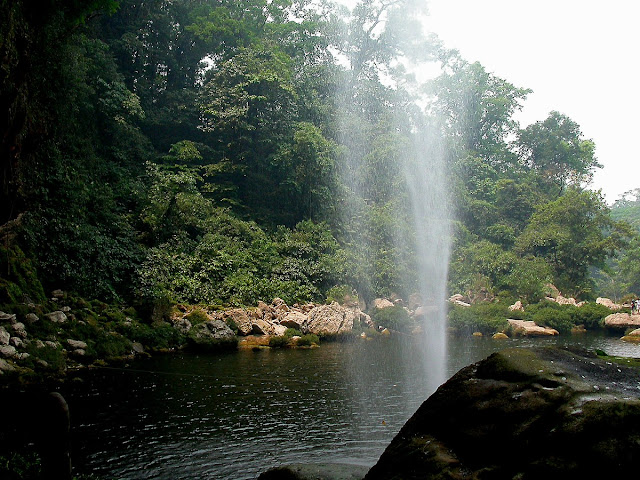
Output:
365,347,640,480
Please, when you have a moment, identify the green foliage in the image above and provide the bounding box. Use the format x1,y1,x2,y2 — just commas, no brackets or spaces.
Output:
296,333,319,347
284,328,302,338
268,336,291,348
0,450,41,480
0,0,630,321
515,189,629,297
524,301,578,334
516,111,600,194
571,303,612,330
0,244,46,306
118,321,185,350
448,303,510,335
530,307,574,334
185,309,209,325
371,305,412,332
325,285,359,306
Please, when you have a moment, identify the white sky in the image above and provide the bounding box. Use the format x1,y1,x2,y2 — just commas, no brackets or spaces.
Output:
338,0,640,203
423,0,640,204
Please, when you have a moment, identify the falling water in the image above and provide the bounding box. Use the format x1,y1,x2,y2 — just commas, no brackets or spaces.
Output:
404,124,452,392
335,0,453,396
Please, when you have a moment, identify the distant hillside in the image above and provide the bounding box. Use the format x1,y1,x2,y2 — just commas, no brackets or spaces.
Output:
611,189,640,230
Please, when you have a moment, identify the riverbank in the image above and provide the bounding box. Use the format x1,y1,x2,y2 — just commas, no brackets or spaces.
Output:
0,289,633,384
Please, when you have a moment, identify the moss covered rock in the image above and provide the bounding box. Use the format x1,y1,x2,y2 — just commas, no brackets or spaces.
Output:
365,347,640,479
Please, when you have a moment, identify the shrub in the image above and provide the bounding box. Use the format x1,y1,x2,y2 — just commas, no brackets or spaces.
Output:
284,328,302,338
572,302,612,329
296,334,319,346
23,343,67,373
119,321,185,350
525,301,576,333
371,305,412,332
225,317,239,335
185,308,209,325
448,303,510,335
325,285,358,306
268,336,290,348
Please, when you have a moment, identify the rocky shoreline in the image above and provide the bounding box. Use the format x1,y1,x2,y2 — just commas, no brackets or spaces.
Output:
0,292,414,381
2,288,638,381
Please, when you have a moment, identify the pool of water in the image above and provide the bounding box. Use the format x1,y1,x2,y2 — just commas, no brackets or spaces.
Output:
64,332,640,479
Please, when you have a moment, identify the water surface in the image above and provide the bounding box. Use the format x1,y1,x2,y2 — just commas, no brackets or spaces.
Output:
66,333,640,479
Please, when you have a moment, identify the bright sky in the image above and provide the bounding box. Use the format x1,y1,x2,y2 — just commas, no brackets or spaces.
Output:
338,0,640,203
422,0,640,204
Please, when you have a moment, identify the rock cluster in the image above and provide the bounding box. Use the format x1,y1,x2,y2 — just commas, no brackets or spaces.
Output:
0,313,32,368
596,297,623,310
0,289,144,375
172,298,372,339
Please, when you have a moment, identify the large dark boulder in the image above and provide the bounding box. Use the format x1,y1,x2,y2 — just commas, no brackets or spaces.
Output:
365,347,640,479
259,463,369,480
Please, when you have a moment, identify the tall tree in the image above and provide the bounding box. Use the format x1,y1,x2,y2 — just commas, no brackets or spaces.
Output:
516,111,600,196
515,189,628,297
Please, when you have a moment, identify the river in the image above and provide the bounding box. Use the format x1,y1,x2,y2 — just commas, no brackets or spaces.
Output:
65,332,640,479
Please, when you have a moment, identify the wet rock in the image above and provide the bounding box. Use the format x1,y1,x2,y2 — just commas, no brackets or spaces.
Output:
360,311,373,329
555,294,578,306
45,311,68,323
0,311,17,323
365,347,640,480
67,339,88,350
132,342,145,354
259,463,368,480
0,358,16,373
273,324,287,336
174,317,192,334
621,328,640,343
0,345,17,358
492,332,509,339
188,320,236,350
303,303,356,336
257,300,271,312
251,318,278,335
51,289,65,299
0,326,9,345
604,312,640,330
452,300,471,308
12,322,27,339
508,319,559,336
571,325,587,334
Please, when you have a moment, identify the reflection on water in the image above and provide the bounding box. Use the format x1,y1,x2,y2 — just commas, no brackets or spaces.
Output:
65,333,640,479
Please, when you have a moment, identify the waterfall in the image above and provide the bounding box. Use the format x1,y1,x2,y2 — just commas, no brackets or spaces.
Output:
336,0,453,395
